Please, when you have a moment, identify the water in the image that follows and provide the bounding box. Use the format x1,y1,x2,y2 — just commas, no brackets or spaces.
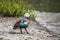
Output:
35,11,60,37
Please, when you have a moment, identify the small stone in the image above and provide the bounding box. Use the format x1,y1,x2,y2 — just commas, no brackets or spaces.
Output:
26,37,33,40
39,31,41,32
25,39,27,40
0,38,3,40
37,39,39,40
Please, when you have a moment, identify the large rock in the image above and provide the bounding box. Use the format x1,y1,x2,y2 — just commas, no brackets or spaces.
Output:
35,11,60,35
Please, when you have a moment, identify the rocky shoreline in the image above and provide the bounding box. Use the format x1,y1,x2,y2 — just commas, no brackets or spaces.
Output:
0,18,60,40
0,17,60,40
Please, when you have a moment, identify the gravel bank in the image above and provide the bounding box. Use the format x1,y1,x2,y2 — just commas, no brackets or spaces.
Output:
0,17,59,40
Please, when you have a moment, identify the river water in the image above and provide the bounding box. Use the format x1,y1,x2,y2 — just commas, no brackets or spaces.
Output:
35,11,60,37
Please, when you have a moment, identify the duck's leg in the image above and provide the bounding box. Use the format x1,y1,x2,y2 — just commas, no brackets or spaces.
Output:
24,28,29,34
20,28,23,34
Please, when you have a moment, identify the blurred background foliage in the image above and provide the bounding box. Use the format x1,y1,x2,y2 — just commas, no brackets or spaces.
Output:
0,0,60,20
23,0,60,12
0,0,35,18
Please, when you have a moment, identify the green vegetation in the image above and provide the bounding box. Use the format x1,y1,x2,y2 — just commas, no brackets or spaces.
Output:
0,0,36,20
29,11,37,20
49,0,60,12
1,0,60,20
23,0,60,12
